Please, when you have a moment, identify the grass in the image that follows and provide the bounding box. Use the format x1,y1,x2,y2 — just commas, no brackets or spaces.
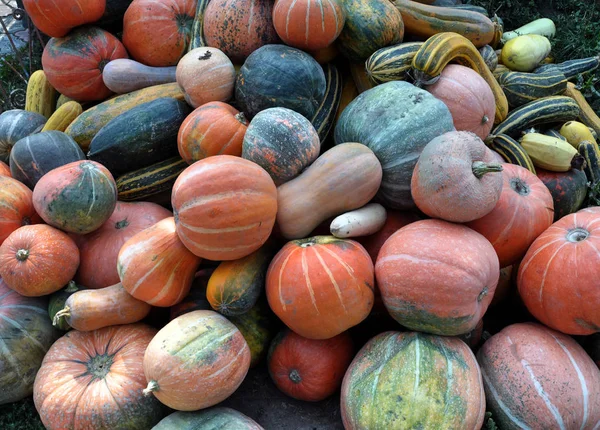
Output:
0,397,44,429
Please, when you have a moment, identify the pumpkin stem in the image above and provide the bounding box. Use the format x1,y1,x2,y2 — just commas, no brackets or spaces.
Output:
510,178,531,196
143,380,160,396
53,306,71,327
115,219,129,229
21,215,32,226
472,161,503,178
566,228,590,243
15,249,29,261
571,154,586,170
235,112,248,125
198,50,212,61
65,281,79,293
289,369,302,384
481,115,489,125
484,135,497,147
477,287,488,302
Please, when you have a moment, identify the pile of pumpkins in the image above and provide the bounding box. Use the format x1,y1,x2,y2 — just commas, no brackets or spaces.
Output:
0,0,599,428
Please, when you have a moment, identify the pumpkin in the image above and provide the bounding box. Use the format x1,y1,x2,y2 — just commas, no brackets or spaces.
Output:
272,0,346,51
268,329,353,402
177,102,248,164
143,310,251,411
334,81,455,210
425,65,495,140
22,0,106,38
171,155,278,261
42,26,128,101
536,168,588,221
266,235,374,339
9,131,85,189
0,278,58,405
75,201,171,290
48,281,85,331
176,47,236,108
153,408,264,429
465,164,554,268
203,0,280,63
118,217,202,307
341,331,485,429
411,131,504,222
517,211,600,335
123,0,196,67
32,160,118,235
0,110,47,163
477,322,600,429
33,324,164,430
235,44,326,120
375,219,499,335
0,175,41,245
242,107,321,186
0,161,9,176
0,224,80,297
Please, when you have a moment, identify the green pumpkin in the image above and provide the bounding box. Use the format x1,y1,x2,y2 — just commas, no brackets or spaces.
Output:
152,407,263,429
0,109,46,163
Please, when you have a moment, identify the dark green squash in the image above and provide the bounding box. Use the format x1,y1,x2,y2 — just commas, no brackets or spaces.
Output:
115,156,187,202
0,109,46,163
311,63,343,142
48,281,86,331
536,167,588,221
152,408,263,430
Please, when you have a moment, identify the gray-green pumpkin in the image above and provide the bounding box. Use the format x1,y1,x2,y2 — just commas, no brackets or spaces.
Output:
334,81,455,209
0,109,47,163
152,407,263,430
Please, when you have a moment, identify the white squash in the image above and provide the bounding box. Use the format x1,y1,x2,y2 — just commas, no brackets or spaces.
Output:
501,18,556,43
330,203,387,238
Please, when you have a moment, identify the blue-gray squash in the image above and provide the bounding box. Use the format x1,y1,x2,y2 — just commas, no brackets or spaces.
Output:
0,109,47,163
152,407,263,429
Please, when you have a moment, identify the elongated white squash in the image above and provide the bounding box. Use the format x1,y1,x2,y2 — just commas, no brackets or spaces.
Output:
502,18,556,43
102,59,177,94
330,203,387,238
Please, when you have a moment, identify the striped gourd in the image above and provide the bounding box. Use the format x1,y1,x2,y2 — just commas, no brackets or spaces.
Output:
412,32,509,124
492,64,510,79
578,140,600,184
497,70,567,108
189,0,211,50
311,64,342,142
544,129,567,141
491,96,580,137
350,62,374,94
478,44,498,71
534,56,600,79
564,82,600,136
365,42,423,84
116,157,187,201
488,134,536,174
25,70,56,119
41,101,83,132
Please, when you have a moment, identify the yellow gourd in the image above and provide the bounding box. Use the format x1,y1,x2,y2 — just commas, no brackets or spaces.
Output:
25,70,56,119
501,35,551,72
42,102,83,132
559,121,597,149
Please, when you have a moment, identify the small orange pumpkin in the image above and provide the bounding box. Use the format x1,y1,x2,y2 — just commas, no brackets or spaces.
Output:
0,175,41,246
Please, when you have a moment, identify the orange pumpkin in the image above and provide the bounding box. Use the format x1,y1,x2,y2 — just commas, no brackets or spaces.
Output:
171,155,278,261
0,224,80,297
0,175,41,245
266,235,374,340
118,217,202,307
33,324,164,430
22,0,106,38
272,0,346,51
0,160,11,176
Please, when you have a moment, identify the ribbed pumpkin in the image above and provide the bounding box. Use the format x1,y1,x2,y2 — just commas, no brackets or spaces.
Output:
242,107,321,186
266,235,374,339
536,168,588,221
518,211,600,335
0,175,41,245
171,155,278,261
75,201,172,289
0,224,80,297
0,279,58,405
203,0,280,63
466,164,554,268
42,26,128,101
268,329,354,402
0,110,47,163
477,322,600,430
118,217,202,307
22,0,106,38
178,102,248,164
426,65,496,140
123,0,196,67
375,219,499,336
272,0,345,51
9,131,85,189
33,324,164,430
341,331,485,429
143,310,251,411
32,160,118,234
153,408,263,430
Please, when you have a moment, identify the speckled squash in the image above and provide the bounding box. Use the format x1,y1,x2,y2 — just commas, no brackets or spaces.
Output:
536,167,588,221
153,408,264,430
0,110,46,163
341,331,485,429
0,175,41,245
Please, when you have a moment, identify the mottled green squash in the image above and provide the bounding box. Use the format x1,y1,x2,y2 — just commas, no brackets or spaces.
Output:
153,408,264,430
536,168,588,221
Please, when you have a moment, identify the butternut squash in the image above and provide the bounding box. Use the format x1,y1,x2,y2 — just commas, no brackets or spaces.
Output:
102,59,177,94
25,70,56,119
41,101,83,132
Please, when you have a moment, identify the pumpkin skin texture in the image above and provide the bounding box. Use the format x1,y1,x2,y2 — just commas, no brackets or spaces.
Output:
0,161,10,176
242,107,321,186
0,175,41,246
266,235,374,340
517,211,600,335
426,65,496,140
123,0,196,67
203,0,280,64
341,331,485,430
0,110,47,163
536,168,588,221
171,155,278,261
143,310,251,411
0,224,80,297
477,322,600,430
411,131,504,223
33,324,164,430
178,102,248,164
375,219,499,336
118,217,202,307
465,164,554,268
272,0,346,51
22,0,106,38
32,160,118,235
42,26,128,101
268,329,354,402
235,44,327,120
0,279,58,405
153,408,264,430
334,81,455,210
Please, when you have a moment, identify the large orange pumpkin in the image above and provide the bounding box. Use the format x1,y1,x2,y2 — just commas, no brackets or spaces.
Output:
518,210,600,335
0,175,41,246
22,0,106,38
33,324,164,430
171,155,278,261
123,0,197,67
266,235,374,340
466,164,554,268
0,224,80,297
